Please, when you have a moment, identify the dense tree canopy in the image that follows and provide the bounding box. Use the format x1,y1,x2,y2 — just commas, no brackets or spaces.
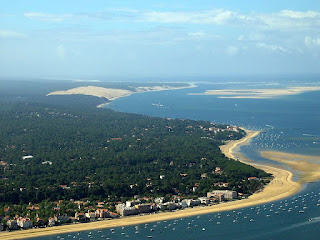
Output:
0,81,270,205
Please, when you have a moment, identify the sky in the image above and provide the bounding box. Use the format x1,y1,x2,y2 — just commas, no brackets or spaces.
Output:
1,0,320,79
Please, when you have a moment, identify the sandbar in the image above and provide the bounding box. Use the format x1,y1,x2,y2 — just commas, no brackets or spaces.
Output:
261,151,320,183
189,86,320,99
1,129,302,240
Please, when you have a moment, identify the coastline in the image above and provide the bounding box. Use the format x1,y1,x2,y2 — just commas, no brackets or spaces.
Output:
189,86,320,99
0,129,302,240
46,83,197,108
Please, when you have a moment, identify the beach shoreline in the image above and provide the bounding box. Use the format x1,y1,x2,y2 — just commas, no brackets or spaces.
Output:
0,128,302,240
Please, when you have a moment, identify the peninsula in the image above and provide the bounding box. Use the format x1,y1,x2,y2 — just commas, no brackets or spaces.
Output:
0,129,301,240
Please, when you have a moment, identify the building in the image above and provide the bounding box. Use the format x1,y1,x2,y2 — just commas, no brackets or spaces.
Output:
22,155,33,160
85,211,96,221
207,190,237,200
135,204,152,214
48,217,56,227
198,197,210,205
116,203,138,216
181,199,201,207
54,215,70,223
125,200,141,208
16,217,33,229
159,202,179,211
95,209,110,219
7,220,19,230
117,202,152,216
155,197,164,204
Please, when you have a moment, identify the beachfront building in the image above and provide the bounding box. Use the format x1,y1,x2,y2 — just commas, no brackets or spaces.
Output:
117,203,139,216
155,197,164,204
85,211,96,221
117,202,153,216
181,199,201,207
16,217,33,229
126,200,141,208
198,197,210,205
7,220,19,230
54,215,70,223
48,217,56,227
158,202,179,211
207,190,237,200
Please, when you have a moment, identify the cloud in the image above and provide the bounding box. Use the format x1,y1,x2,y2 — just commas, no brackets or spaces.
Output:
56,45,66,60
0,30,26,39
24,12,73,22
256,43,288,53
22,9,320,32
305,36,320,48
226,46,238,56
279,10,320,19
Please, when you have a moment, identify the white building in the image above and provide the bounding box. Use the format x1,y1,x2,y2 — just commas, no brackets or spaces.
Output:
198,197,210,205
155,197,164,204
207,190,237,199
125,200,140,208
181,199,201,207
48,217,55,227
7,220,18,230
16,217,33,229
22,155,33,160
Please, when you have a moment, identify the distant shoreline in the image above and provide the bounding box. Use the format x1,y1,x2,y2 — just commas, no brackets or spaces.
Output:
46,83,197,108
0,128,302,240
189,86,320,99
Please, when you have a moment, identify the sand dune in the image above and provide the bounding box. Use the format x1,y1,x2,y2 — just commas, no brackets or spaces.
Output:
47,86,133,101
47,84,196,104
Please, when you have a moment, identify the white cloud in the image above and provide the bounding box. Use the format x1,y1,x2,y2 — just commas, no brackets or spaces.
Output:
24,12,72,22
142,9,252,25
22,9,320,32
256,43,287,53
56,45,66,60
305,36,320,48
226,46,238,56
280,10,320,19
0,30,26,39
188,31,206,37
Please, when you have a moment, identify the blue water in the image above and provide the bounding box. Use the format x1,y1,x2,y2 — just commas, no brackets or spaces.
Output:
34,78,320,240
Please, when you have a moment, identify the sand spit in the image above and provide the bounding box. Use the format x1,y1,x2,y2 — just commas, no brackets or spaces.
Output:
219,129,301,203
261,151,320,183
1,129,302,240
47,84,196,106
189,86,320,99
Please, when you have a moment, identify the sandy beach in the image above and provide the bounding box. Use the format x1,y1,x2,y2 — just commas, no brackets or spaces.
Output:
0,129,302,240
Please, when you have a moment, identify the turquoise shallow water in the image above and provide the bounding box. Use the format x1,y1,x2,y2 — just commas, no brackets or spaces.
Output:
34,79,320,240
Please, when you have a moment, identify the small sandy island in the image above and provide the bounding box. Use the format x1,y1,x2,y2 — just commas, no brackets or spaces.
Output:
47,84,195,107
0,129,302,240
189,86,320,99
